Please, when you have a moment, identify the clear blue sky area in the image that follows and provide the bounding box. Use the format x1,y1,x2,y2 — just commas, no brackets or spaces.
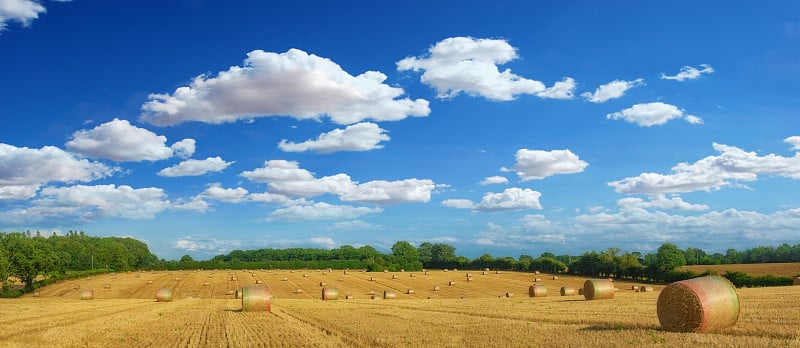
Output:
1,1,799,260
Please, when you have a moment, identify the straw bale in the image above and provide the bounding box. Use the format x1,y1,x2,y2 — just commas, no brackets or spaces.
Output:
552,276,559,280
256,280,263,284
528,284,547,297
147,280,153,284
319,282,326,286
583,279,615,300
433,285,440,291
505,292,514,298
534,271,540,275
448,281,456,286
578,288,584,296
345,295,354,299
241,286,272,312
657,276,739,333
103,284,111,289
406,289,415,294
281,277,289,281
321,287,339,300
294,289,303,294
631,285,640,291
640,286,654,292
560,286,576,296
79,290,94,300
383,290,397,299
155,288,173,302
534,277,541,282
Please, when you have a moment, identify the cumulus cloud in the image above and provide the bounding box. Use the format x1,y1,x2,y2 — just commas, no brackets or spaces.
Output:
581,78,644,103
617,195,709,212
660,64,714,81
278,122,389,153
441,199,477,209
480,175,509,185
0,143,115,200
786,136,800,151
473,218,567,247
200,183,249,203
397,36,575,101
328,220,379,231
309,236,337,249
609,139,800,194
158,157,234,177
140,48,430,126
240,160,435,205
267,202,382,222
66,118,196,161
501,149,588,180
0,0,45,32
606,102,702,127
174,236,241,253
477,187,543,211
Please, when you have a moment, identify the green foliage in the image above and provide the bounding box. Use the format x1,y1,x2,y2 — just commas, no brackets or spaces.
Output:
722,271,793,287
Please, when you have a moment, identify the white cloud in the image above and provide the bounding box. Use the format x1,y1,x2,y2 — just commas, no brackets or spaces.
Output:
140,48,430,126
328,220,379,231
660,64,714,81
501,149,588,180
0,0,45,32
481,176,509,185
581,78,644,103
200,183,249,203
65,118,195,161
397,36,575,101
278,122,389,153
606,102,702,127
441,199,477,209
267,202,382,222
240,160,435,205
473,218,567,247
174,236,241,253
0,143,115,200
477,187,542,211
609,140,800,194
617,194,709,212
309,236,337,249
785,136,800,151
158,157,234,177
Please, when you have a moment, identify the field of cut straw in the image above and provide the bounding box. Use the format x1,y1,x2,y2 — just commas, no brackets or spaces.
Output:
682,262,800,277
1,270,798,347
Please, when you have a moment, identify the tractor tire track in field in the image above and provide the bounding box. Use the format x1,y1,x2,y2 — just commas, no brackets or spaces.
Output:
274,306,386,348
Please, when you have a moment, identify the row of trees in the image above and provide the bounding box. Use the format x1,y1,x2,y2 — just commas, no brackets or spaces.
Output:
0,231,159,292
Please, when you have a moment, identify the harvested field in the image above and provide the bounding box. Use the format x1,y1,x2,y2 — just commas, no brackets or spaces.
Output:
2,270,798,347
681,262,800,278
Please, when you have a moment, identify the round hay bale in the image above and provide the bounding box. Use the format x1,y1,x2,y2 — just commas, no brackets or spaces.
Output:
583,279,615,300
383,269,389,273
319,282,326,286
631,285,640,291
303,274,308,278
241,286,272,312
229,277,236,281
466,277,474,282
465,273,472,277
294,288,304,294
433,285,440,291
495,270,502,274
424,271,429,275
793,277,800,285
392,275,398,279
448,281,456,286
256,280,263,284
484,268,490,271
657,276,739,333
174,277,180,281
406,289,415,294
370,294,377,300
368,290,376,295
203,282,210,286
409,273,415,277
155,288,173,302
640,286,654,292
560,286,576,296
236,289,243,299
103,284,111,289
552,276,559,280
578,288,584,296
443,269,449,272
505,292,514,298
147,280,154,285
345,295,354,299
482,271,487,275
79,290,94,300
321,287,339,300
225,290,234,295
400,269,405,272
534,277,541,282
87,277,92,280
369,277,376,281
383,290,397,299
453,269,458,272
281,277,289,281
343,270,348,275
528,284,547,297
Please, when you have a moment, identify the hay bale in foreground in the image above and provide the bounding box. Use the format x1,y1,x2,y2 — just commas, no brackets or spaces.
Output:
528,284,547,297
241,286,272,312
657,276,739,333
383,290,397,299
560,286,576,296
583,279,615,300
79,290,94,300
321,287,339,300
640,286,654,292
793,277,800,285
155,288,173,302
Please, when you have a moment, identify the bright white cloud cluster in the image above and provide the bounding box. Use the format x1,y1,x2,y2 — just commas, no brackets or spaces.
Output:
278,122,389,153
240,160,435,205
200,183,249,203
174,236,242,253
786,136,800,151
660,64,714,81
0,143,116,200
480,176,509,185
501,149,588,180
609,139,800,194
140,48,430,126
474,217,566,247
607,102,702,127
444,188,542,212
0,0,45,32
617,195,709,212
66,118,196,161
267,202,382,222
158,157,234,177
397,36,575,101
581,78,644,103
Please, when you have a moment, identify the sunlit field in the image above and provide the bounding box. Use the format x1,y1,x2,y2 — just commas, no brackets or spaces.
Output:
682,262,800,278
1,270,798,347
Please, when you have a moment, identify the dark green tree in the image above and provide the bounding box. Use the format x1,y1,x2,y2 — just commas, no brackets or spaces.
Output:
391,241,422,271
417,242,433,265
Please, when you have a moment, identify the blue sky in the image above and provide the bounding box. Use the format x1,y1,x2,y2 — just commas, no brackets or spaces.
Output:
1,1,799,260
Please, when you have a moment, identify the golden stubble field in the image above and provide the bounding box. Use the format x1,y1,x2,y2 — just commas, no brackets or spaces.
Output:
1,269,799,347
682,262,800,278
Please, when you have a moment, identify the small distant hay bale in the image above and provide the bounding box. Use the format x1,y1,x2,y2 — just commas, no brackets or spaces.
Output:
241,286,272,312
534,277,541,282
135,274,140,278
433,285,440,291
87,277,92,280
368,290,376,295
484,268,490,271
229,277,236,281
424,271,429,275
343,270,348,275
155,288,173,302
281,277,289,281
294,289,304,294
203,282,210,286
209,275,214,278
560,286,576,296
174,277,180,281
79,290,94,300
369,277,376,281
236,289,243,299
640,286,654,292
552,276,559,280
345,295,354,299
303,274,309,278
383,290,397,299
657,276,740,333
392,275,398,279
321,287,339,300
482,271,487,275
466,277,474,281
453,269,458,272
256,280,263,284
103,284,111,289
534,271,540,275
448,281,456,286
147,280,154,285
370,295,377,300
528,284,547,297
400,269,405,272
337,278,344,281
465,273,472,277
505,292,514,298
793,277,800,285
583,279,615,300
495,270,502,274
319,282,326,286
443,269,449,272
406,289,415,294
631,285,640,291
614,287,619,292
290,270,295,273
225,290,234,295
409,273,415,277
383,269,389,273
